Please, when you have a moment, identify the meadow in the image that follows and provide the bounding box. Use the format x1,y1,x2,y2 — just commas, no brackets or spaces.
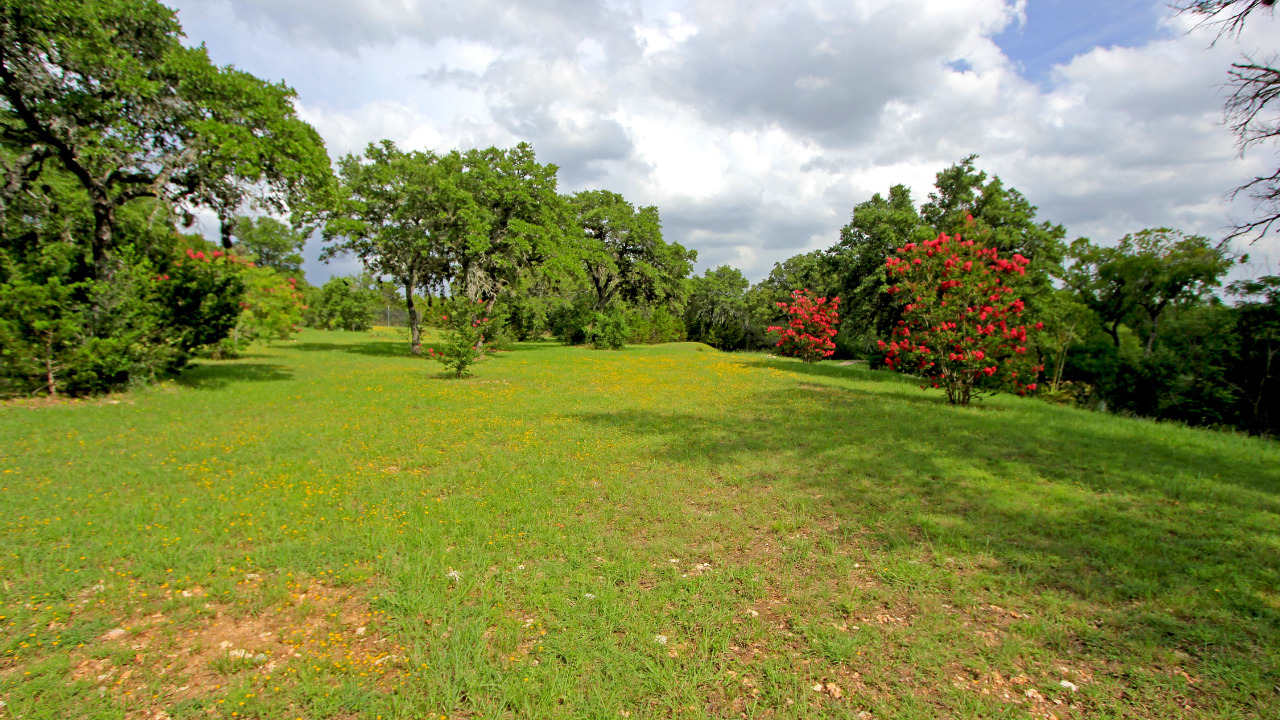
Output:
1,329,1277,719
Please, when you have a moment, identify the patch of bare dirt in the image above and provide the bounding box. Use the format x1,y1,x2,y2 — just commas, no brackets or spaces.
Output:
71,578,404,718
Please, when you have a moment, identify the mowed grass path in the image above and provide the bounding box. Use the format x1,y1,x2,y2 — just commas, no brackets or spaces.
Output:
2,329,1278,719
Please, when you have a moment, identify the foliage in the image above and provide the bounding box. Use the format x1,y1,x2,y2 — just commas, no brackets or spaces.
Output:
625,305,685,345
1035,288,1094,393
157,247,250,351
323,141,568,354
767,289,840,363
0,0,332,274
426,298,492,377
231,216,308,275
826,186,934,358
323,141,466,353
685,265,752,350
452,144,569,303
880,230,1043,405
0,239,245,396
586,307,631,350
1226,275,1280,433
570,189,695,312
1063,229,1234,352
306,274,379,332
235,263,304,344
919,156,1067,277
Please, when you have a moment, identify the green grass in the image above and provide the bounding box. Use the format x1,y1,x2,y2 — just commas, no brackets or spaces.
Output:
1,328,1278,719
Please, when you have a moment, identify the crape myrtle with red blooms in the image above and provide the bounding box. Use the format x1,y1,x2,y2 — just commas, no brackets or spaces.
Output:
879,221,1044,405
767,289,840,363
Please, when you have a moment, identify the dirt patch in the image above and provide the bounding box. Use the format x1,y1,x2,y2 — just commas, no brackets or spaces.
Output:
73,579,404,718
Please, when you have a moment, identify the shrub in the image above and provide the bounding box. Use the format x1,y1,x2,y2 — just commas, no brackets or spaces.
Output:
426,298,493,378
587,308,631,350
879,228,1042,405
627,306,685,344
305,275,379,332
767,290,840,363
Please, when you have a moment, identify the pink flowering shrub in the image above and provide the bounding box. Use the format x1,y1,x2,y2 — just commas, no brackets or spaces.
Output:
426,298,493,378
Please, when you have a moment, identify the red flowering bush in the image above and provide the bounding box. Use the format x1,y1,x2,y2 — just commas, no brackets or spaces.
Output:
767,289,840,363
879,228,1043,405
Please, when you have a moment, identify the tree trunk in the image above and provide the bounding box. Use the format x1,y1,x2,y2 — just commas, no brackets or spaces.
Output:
91,202,114,280
43,331,57,398
1052,345,1069,392
404,277,422,355
1107,321,1121,348
220,216,237,249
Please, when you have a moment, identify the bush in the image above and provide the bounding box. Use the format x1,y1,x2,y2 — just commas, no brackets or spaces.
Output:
0,242,246,396
879,228,1043,405
305,275,379,332
587,308,631,350
767,289,840,363
426,298,493,377
627,306,685,344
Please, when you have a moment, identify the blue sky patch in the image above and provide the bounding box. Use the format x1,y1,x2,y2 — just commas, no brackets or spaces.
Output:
995,0,1172,83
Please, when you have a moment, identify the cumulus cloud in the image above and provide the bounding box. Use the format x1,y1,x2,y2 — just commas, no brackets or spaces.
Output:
168,0,1279,282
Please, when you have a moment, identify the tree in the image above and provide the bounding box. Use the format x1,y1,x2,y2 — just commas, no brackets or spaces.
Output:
1063,230,1234,352
744,250,834,347
919,155,1066,278
1035,288,1094,394
1176,1,1276,38
1175,0,1280,238
323,141,465,354
570,189,694,311
685,265,752,350
232,216,307,276
308,274,379,331
452,144,572,306
826,185,934,353
1226,275,1280,433
0,0,332,278
880,228,1043,405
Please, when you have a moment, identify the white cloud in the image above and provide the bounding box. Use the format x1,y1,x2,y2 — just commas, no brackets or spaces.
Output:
168,0,1280,283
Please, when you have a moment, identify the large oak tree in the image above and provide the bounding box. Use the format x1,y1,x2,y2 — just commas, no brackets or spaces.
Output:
0,0,332,277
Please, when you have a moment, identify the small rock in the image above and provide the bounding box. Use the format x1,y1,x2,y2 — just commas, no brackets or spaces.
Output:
1060,680,1079,692
102,628,127,640
827,683,843,699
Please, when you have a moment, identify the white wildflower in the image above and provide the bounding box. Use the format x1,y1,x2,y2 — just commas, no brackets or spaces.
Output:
654,634,668,645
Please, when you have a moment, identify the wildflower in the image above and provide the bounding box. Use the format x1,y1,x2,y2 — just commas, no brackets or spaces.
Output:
654,635,668,645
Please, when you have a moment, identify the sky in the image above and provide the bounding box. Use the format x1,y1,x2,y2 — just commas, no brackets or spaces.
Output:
166,0,1280,285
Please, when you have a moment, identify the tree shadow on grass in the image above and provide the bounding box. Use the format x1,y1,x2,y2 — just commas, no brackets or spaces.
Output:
291,341,414,358
177,362,293,390
573,380,1280,667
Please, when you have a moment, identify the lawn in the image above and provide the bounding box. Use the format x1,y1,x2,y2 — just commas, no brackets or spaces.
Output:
1,329,1277,719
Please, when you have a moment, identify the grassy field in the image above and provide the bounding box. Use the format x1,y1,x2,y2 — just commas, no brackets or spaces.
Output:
1,329,1278,719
